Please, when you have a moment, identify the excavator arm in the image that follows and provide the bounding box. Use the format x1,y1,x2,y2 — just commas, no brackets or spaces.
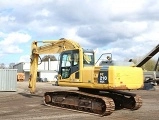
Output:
28,38,81,93
136,44,159,67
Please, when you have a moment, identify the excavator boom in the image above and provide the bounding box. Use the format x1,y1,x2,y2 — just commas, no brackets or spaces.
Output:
29,38,81,93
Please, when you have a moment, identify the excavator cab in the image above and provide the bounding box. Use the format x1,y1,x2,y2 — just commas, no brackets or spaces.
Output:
58,49,95,83
59,49,80,79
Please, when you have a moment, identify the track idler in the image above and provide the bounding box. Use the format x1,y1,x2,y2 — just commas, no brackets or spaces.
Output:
102,90,142,110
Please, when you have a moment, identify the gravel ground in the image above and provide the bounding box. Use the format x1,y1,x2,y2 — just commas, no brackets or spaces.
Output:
0,81,159,120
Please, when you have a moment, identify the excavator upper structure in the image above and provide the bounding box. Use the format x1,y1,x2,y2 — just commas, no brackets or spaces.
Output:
29,38,143,116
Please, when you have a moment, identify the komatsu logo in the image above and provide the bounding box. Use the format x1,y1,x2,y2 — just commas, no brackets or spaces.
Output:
98,71,108,84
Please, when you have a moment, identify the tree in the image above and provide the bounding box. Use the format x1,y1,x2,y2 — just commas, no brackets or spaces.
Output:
143,59,156,71
42,55,57,61
0,63,5,69
9,63,15,69
132,57,157,71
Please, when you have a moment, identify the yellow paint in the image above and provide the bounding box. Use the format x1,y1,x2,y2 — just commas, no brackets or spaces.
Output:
29,38,144,93
59,66,144,90
107,66,144,89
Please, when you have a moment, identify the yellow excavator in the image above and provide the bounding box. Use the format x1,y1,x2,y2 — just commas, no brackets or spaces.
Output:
29,38,143,116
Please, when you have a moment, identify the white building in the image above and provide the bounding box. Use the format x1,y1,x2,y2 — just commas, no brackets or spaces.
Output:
13,61,59,82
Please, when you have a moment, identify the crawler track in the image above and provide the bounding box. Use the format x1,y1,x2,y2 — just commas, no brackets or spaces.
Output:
78,88,142,110
44,90,142,116
101,90,142,110
44,91,115,116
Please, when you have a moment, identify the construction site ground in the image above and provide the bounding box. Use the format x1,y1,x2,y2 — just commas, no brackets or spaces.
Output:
0,81,159,120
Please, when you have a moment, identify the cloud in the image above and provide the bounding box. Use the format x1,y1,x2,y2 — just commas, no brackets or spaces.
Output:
61,27,94,47
2,45,23,54
35,9,50,17
18,55,30,63
0,32,31,54
0,0,159,64
1,32,31,44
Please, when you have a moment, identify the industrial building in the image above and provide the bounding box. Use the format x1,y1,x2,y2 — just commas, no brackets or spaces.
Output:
13,61,59,82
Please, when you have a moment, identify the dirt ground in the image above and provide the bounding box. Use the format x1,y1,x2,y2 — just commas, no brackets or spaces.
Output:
0,81,159,120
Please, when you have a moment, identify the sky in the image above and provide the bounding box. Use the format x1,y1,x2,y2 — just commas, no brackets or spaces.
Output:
0,0,159,66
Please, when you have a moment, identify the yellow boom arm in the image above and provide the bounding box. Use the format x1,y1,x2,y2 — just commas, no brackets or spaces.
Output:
28,38,81,93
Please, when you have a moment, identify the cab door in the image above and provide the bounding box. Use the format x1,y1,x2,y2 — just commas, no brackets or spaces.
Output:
58,50,79,82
